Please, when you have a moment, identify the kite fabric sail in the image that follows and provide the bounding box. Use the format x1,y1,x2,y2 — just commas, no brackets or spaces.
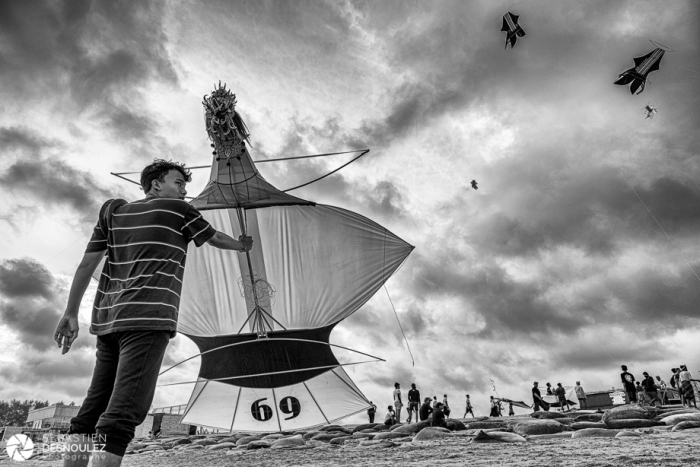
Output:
501,12,525,49
614,47,665,95
175,83,414,432
494,398,531,410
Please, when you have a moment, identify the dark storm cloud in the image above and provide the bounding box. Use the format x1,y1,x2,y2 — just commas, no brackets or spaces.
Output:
0,258,70,352
0,156,114,221
0,258,55,299
0,0,178,147
0,127,50,153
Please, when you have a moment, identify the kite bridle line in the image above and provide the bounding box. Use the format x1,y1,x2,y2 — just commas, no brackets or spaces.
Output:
157,359,380,387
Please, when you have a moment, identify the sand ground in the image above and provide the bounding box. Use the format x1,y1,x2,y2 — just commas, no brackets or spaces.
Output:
2,427,698,466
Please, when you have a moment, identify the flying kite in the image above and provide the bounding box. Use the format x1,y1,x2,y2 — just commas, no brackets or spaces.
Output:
614,42,669,95
471,180,478,190
159,84,414,432
644,103,658,119
501,12,526,49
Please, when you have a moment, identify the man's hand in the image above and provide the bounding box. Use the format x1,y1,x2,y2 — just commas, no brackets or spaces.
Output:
238,235,254,252
55,315,79,355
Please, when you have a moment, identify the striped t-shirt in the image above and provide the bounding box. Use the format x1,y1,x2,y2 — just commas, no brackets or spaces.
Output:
86,197,216,336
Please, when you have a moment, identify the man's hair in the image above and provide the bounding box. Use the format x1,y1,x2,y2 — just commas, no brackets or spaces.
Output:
394,382,400,388
411,383,416,388
140,159,192,192
621,365,628,370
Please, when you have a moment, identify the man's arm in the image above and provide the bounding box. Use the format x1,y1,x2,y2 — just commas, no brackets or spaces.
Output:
206,231,254,252
54,251,105,354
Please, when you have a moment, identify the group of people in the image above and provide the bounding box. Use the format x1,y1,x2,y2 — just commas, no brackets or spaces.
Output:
367,382,455,428
621,364,698,407
531,381,587,412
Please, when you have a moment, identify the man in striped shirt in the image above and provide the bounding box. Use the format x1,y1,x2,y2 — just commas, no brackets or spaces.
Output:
54,159,252,467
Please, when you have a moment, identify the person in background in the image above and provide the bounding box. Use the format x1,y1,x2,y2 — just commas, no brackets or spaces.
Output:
642,372,659,406
407,383,420,423
463,395,475,418
621,365,637,405
432,396,438,409
367,401,377,423
635,381,644,406
419,397,433,422
432,402,447,428
655,376,668,404
508,402,515,416
393,382,403,422
679,365,697,408
532,382,549,412
442,394,451,417
546,382,554,395
489,396,499,417
555,383,570,412
574,381,587,409
384,406,396,426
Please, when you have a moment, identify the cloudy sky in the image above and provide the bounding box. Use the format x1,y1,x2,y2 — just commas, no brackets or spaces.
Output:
1,0,700,421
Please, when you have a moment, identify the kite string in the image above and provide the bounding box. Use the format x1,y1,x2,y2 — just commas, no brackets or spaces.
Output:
384,285,414,367
625,179,700,283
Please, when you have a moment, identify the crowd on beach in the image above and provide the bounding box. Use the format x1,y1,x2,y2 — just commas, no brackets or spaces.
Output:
374,364,700,426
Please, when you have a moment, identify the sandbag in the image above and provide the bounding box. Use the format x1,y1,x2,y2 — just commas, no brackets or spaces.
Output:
530,411,566,419
658,409,700,420
571,428,619,439
604,419,662,429
412,427,451,442
472,430,526,443
615,431,642,438
662,413,700,425
463,421,507,430
513,419,565,436
601,405,654,424
671,421,700,431
573,414,603,422
352,423,382,433
446,419,467,431
570,422,607,430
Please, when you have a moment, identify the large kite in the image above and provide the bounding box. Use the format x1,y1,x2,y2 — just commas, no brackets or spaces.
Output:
501,12,526,49
166,84,414,432
614,46,666,95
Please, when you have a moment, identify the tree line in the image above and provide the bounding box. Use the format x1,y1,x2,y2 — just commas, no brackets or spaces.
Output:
0,399,51,427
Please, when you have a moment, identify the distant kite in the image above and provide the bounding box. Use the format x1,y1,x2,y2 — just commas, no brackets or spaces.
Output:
471,180,478,190
614,42,671,95
501,12,526,49
644,103,658,119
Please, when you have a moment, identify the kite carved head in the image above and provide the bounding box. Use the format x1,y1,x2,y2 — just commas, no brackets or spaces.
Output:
203,82,250,161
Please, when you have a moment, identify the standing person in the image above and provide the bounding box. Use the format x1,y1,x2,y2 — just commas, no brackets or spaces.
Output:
574,381,587,409
384,406,396,426
679,365,697,408
442,394,451,417
393,383,403,422
54,160,254,467
508,402,515,416
463,395,475,418
419,397,433,421
489,396,499,417
532,382,549,412
407,383,420,423
432,396,438,409
635,381,644,406
642,372,659,406
620,365,637,404
671,368,683,406
432,403,447,428
656,376,668,404
367,401,377,423
555,383,570,412
546,382,554,395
